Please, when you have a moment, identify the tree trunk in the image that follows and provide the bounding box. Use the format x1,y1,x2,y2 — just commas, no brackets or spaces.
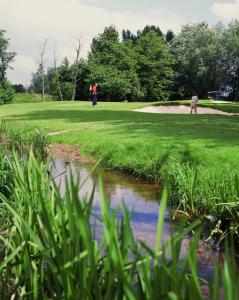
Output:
38,38,49,102
41,68,45,102
57,77,63,101
71,85,76,101
53,47,63,101
71,39,81,101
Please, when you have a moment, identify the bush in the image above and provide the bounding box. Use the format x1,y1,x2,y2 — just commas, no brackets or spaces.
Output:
0,80,15,104
61,81,74,100
12,92,55,103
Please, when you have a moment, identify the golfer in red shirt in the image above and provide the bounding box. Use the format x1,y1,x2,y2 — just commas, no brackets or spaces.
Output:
90,83,98,106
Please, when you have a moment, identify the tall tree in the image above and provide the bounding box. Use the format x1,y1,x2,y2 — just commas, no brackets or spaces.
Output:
12,84,26,93
0,30,16,104
137,25,163,38
219,21,239,100
43,57,87,100
37,38,49,102
122,29,137,43
90,26,119,60
171,23,221,98
134,30,174,100
165,30,174,43
0,30,16,82
88,26,143,101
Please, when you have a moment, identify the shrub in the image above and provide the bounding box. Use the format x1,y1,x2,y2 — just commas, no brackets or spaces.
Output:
0,80,15,104
0,121,49,160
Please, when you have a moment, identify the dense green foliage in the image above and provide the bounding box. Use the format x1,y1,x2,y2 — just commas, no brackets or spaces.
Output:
28,21,239,101
0,30,16,82
87,27,143,101
171,23,221,98
0,80,14,104
0,31,15,104
30,26,174,101
219,21,239,100
134,30,174,100
12,83,26,93
0,153,238,299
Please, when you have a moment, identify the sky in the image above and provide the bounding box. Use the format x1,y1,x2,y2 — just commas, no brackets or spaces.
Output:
1,0,239,85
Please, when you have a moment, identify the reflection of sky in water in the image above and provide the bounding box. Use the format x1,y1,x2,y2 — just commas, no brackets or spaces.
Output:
50,158,219,280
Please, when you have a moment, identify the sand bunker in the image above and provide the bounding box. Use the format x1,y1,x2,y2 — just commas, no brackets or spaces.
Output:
134,105,238,115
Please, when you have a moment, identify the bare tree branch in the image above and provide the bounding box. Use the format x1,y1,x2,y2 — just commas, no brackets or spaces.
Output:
71,38,81,101
53,46,63,101
37,38,49,102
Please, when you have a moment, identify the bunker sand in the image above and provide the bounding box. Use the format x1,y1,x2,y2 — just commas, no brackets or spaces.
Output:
134,105,239,115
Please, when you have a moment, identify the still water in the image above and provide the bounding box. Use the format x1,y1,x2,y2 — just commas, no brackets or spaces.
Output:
50,157,220,280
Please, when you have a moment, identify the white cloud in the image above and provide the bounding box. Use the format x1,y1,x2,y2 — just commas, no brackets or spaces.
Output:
211,0,239,21
0,0,185,85
9,54,37,85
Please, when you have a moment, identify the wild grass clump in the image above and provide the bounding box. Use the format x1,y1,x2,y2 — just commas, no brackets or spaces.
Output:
0,153,14,233
12,93,55,104
0,153,13,199
0,120,49,159
167,161,239,241
0,153,238,299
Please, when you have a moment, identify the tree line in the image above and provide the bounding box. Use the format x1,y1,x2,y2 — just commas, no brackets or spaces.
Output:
1,22,239,103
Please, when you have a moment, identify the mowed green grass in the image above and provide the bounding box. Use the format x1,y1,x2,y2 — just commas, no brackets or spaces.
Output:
0,101,239,175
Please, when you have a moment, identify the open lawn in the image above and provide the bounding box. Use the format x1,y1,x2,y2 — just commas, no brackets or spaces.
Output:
0,101,238,169
0,100,239,236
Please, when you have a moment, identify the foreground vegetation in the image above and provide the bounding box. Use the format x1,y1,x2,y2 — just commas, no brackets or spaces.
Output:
0,150,238,299
0,100,238,242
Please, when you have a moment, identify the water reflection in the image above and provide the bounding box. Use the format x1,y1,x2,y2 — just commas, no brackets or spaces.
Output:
50,157,219,280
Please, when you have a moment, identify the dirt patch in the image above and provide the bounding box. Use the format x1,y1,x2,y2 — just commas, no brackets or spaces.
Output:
134,105,239,115
0,135,8,143
48,144,95,163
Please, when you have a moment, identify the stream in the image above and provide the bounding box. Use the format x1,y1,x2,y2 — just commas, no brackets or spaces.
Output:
50,157,220,280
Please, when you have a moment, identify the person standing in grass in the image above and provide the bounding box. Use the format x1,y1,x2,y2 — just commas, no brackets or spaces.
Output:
190,95,198,114
90,83,98,106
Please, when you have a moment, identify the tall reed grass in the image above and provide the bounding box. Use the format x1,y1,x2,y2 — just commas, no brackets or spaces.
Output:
0,120,49,160
0,153,13,199
0,153,238,299
167,161,239,242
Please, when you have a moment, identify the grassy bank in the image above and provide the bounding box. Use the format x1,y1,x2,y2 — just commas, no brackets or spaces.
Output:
0,101,238,239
